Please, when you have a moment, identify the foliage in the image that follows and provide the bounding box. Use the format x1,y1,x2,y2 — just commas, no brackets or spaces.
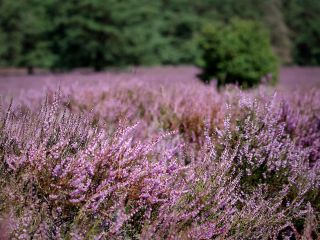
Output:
283,0,320,65
0,0,319,71
0,0,55,71
49,0,170,70
261,0,292,64
198,19,279,88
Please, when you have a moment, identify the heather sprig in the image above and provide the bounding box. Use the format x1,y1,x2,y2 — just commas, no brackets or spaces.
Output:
0,78,319,239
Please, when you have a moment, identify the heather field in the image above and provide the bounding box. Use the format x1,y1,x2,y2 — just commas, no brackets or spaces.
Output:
0,67,320,239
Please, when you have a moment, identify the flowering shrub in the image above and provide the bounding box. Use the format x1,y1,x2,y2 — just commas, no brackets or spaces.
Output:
0,93,187,239
0,75,319,239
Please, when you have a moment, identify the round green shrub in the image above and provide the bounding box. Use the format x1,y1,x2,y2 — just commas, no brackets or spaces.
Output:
198,19,279,88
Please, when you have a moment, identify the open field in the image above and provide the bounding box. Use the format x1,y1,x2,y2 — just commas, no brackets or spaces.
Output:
1,66,320,95
0,66,319,239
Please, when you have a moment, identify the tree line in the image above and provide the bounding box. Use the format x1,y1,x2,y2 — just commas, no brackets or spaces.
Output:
0,0,319,72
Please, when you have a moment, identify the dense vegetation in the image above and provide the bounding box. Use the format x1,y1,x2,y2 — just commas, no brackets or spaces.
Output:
0,72,319,239
0,0,319,71
198,19,278,87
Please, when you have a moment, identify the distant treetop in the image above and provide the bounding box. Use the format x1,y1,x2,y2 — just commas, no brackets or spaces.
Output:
0,0,319,71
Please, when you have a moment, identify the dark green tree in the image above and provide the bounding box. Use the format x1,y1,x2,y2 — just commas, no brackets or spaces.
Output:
0,0,320,69
50,0,169,70
0,0,55,72
19,0,55,73
199,19,279,88
283,0,320,65
0,0,25,67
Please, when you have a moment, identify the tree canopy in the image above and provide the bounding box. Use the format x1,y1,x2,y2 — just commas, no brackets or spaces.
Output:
198,19,278,87
0,0,319,71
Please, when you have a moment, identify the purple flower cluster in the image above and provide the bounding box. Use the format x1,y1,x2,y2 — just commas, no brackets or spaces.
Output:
0,77,319,239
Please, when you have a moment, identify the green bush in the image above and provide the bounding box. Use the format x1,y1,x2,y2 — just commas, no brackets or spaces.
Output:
198,19,279,88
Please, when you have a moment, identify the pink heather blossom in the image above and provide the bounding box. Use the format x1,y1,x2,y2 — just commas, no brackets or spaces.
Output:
0,70,319,239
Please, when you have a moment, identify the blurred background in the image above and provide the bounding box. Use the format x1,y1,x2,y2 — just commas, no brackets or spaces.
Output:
0,0,319,74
